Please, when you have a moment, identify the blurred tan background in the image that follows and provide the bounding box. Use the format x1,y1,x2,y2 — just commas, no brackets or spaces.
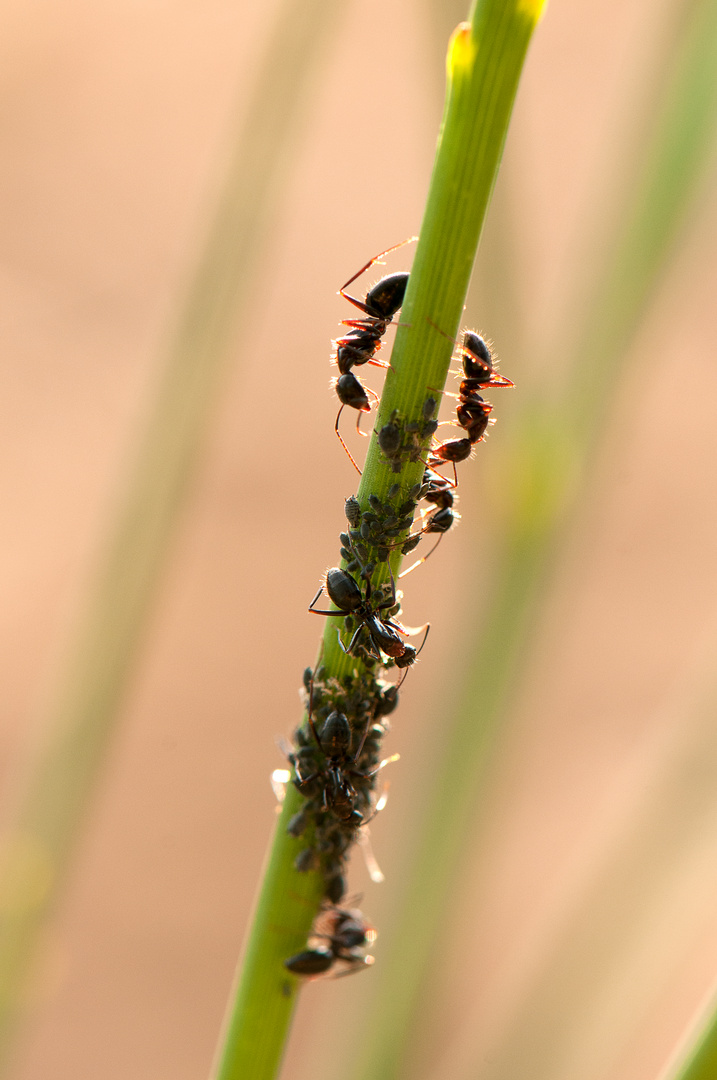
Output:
2,0,717,1078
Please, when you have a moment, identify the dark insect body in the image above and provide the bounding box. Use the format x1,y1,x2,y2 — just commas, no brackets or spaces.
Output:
396,471,460,578
425,327,512,484
285,904,376,978
332,239,416,472
309,563,422,673
459,331,513,391
293,678,373,827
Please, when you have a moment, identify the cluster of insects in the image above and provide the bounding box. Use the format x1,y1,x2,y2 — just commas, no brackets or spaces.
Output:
282,244,513,979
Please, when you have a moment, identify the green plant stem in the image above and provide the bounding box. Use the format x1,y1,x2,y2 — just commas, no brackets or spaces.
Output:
0,0,345,1070
664,984,717,1080
213,2,544,1077
349,1,717,1077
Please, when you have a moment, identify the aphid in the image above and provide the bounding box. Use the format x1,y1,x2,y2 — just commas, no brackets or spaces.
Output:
344,496,361,529
284,904,376,978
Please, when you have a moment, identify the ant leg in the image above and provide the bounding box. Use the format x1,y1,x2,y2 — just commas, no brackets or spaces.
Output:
338,624,363,656
331,958,374,978
309,585,347,617
398,533,445,578
374,561,397,614
414,623,430,657
335,404,363,476
356,388,380,439
309,584,325,610
338,237,418,309
305,646,325,753
309,589,348,619
420,458,459,490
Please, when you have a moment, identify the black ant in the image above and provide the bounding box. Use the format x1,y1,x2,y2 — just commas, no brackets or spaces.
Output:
333,238,416,473
284,904,376,977
426,328,512,482
445,331,512,444
309,559,426,674
397,471,458,578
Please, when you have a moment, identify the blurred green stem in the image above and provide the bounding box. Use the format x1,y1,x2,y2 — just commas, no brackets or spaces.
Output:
0,0,345,1069
665,984,717,1080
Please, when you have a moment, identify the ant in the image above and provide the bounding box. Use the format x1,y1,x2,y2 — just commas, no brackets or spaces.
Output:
309,556,427,674
397,471,458,578
284,903,376,977
426,328,512,482
333,238,416,473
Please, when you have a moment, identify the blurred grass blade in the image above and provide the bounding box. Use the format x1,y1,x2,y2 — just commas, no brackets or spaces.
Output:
0,0,345,1067
349,1,717,1078
662,981,717,1080
452,635,717,1080
566,0,717,436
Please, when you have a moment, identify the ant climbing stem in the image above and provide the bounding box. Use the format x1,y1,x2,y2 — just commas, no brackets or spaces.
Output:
308,542,428,673
331,238,417,473
338,236,418,316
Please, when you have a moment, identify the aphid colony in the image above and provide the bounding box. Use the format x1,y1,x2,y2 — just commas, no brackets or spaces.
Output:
282,245,512,979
